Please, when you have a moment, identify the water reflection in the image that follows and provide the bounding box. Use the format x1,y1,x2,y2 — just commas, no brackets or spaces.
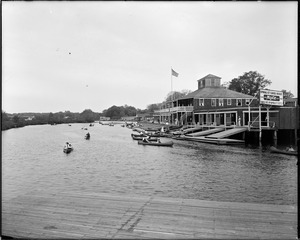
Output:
2,123,297,205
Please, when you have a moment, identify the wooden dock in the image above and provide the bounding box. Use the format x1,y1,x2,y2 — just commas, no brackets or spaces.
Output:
2,190,297,239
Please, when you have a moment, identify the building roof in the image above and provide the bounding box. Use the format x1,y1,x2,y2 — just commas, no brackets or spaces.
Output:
198,74,221,81
180,87,254,100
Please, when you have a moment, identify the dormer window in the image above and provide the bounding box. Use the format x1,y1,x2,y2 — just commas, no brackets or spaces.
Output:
206,79,211,87
227,99,231,105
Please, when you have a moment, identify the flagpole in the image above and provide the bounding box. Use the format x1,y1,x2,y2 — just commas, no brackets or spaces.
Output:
170,67,172,124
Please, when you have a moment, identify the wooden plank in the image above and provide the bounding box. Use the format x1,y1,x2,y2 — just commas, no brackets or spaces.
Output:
182,198,297,213
2,191,297,239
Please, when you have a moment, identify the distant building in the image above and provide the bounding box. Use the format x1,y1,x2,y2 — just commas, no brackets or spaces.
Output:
135,113,154,122
24,116,35,121
99,116,110,121
121,116,136,121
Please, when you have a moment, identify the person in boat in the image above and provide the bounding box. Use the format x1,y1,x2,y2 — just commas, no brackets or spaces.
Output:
142,136,150,143
86,132,90,138
286,145,295,152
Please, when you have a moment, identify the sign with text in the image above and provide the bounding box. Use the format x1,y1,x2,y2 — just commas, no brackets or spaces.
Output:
259,89,283,106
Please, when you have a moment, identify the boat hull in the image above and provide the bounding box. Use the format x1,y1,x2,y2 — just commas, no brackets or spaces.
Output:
138,140,173,147
270,147,297,156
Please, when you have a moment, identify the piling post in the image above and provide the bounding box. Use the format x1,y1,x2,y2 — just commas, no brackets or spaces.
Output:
259,105,262,148
273,130,277,147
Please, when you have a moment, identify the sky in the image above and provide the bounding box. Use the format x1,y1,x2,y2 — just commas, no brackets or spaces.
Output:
2,1,298,113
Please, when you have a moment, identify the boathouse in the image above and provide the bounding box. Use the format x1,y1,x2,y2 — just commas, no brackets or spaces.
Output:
155,74,299,145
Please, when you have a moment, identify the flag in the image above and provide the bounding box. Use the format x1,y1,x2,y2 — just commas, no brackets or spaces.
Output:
171,68,179,77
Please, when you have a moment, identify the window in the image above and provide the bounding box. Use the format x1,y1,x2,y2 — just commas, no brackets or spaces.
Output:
237,99,242,106
199,98,204,106
219,98,224,106
211,99,216,107
245,99,250,105
227,99,231,105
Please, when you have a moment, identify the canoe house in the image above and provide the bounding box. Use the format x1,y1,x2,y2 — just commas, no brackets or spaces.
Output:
154,74,299,146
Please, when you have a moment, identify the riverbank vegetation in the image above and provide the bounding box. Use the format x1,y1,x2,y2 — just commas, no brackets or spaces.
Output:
1,104,157,131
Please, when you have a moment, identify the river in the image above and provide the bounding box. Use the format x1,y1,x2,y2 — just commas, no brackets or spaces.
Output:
2,123,297,205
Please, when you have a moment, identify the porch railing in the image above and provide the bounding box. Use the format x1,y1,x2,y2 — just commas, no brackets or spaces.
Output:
154,106,194,113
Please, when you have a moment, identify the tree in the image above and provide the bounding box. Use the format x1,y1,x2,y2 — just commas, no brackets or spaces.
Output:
147,104,160,113
228,71,272,96
123,105,137,116
48,112,54,124
12,115,20,124
80,109,95,123
281,89,294,99
165,89,192,102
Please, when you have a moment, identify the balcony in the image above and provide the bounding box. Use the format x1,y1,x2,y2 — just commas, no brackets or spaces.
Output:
154,106,194,113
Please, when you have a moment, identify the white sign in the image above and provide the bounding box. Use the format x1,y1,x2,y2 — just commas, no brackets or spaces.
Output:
259,89,283,106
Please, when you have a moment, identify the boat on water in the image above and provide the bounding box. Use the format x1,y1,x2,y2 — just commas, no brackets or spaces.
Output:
63,143,73,153
85,133,90,140
138,140,174,147
131,134,158,141
270,146,298,156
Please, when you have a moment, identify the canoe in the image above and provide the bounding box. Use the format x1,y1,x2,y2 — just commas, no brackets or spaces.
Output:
270,146,298,156
132,133,147,137
138,140,174,147
131,134,158,141
63,146,73,153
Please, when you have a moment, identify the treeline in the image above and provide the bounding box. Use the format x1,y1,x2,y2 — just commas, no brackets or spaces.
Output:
1,91,191,131
1,104,159,131
1,109,101,130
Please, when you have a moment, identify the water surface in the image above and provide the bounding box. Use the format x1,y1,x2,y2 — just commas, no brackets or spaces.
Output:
2,123,297,205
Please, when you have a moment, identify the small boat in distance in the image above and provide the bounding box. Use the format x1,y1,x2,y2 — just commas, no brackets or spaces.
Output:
63,142,73,154
85,133,90,140
270,146,297,156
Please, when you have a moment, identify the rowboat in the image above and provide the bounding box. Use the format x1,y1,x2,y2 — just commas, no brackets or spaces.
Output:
131,134,158,141
138,140,174,147
270,146,298,156
63,146,73,153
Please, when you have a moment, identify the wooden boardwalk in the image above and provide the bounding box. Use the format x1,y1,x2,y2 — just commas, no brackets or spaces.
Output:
2,190,297,239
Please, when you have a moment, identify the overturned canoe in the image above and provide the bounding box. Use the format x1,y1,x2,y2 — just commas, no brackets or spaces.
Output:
138,140,174,147
270,146,298,156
